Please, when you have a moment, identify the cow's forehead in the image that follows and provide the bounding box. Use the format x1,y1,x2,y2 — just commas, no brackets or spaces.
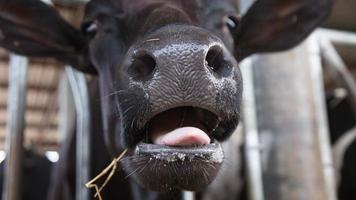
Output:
84,0,236,49
118,0,200,42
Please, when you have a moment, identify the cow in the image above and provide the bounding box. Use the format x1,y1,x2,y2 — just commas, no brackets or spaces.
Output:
0,0,333,199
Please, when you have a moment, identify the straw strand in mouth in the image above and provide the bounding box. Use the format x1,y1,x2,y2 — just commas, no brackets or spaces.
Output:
85,149,128,200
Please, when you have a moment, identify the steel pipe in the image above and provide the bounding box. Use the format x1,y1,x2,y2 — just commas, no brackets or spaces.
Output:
183,191,195,200
241,57,265,200
2,54,28,200
316,28,356,47
251,35,336,200
319,36,356,115
65,67,91,200
309,34,337,200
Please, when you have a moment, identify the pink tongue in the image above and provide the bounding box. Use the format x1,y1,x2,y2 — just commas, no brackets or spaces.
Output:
153,127,211,146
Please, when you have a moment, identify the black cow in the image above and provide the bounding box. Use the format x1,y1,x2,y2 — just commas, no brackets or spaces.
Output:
0,0,333,199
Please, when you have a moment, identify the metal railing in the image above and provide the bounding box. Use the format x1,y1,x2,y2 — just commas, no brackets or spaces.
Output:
2,55,28,200
1,60,91,200
65,67,91,200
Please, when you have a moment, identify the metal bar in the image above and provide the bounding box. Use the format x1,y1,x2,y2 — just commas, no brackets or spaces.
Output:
316,28,356,46
183,191,195,200
251,36,335,200
241,57,265,200
238,1,264,200
2,54,28,200
58,73,76,143
65,67,90,200
319,36,356,115
333,127,356,185
308,33,337,200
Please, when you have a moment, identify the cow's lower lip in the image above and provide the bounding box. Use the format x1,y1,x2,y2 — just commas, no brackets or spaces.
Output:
134,142,223,162
125,142,224,191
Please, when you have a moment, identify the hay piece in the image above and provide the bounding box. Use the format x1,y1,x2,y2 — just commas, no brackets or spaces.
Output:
85,149,128,200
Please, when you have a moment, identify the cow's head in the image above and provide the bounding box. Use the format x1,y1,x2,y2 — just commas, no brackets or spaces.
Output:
0,0,332,192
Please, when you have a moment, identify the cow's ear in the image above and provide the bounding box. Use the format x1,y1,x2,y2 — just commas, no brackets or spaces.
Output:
0,0,96,74
231,0,334,61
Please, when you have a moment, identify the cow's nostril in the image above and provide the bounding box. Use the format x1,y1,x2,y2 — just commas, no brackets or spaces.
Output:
128,54,156,81
206,47,232,77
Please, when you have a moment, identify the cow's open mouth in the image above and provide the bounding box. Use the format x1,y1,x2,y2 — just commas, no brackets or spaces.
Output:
125,107,225,191
144,106,221,145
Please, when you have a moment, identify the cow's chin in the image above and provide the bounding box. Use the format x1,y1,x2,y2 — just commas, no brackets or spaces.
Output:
122,106,226,191
128,143,223,191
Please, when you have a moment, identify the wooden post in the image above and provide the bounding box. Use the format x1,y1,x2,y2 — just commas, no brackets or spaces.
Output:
2,54,28,200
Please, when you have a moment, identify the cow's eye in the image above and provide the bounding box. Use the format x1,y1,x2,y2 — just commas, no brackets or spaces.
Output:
224,15,239,31
82,21,99,37
86,23,97,33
